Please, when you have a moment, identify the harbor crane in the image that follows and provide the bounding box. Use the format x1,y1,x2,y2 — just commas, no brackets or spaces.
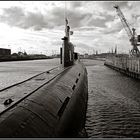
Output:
114,5,140,56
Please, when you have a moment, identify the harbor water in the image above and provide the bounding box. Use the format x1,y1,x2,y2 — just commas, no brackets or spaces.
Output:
0,58,59,90
0,58,140,138
82,59,140,138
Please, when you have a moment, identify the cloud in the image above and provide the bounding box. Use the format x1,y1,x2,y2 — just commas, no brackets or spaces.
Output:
0,7,25,26
72,42,94,54
0,6,48,30
70,1,83,9
0,1,138,55
0,1,114,30
0,4,85,30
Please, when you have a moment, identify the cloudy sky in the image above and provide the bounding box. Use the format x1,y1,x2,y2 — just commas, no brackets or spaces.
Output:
0,1,140,55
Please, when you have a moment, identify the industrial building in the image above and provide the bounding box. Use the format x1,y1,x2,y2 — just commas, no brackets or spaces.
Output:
0,48,11,56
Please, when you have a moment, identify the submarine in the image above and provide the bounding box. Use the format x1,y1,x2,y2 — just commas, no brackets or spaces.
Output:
0,18,88,137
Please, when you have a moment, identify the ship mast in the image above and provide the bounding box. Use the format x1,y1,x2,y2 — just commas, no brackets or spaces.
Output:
60,1,75,67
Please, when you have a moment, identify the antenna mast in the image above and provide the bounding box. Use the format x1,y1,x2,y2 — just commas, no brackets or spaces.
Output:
64,1,67,20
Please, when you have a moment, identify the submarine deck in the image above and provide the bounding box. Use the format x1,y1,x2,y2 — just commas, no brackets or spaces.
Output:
0,65,66,115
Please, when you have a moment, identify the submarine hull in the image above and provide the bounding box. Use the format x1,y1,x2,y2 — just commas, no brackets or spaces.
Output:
0,62,88,137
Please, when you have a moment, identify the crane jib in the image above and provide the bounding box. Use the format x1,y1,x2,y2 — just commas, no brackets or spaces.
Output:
114,4,140,56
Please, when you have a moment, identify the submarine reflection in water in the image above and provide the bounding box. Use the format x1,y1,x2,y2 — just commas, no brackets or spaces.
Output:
0,18,88,137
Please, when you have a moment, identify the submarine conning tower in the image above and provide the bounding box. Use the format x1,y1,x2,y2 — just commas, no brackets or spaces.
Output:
61,18,76,67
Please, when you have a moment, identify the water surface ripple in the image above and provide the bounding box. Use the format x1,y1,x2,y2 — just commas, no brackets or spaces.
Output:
82,59,140,138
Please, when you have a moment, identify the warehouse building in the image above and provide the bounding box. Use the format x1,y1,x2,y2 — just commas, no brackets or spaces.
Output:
0,48,11,56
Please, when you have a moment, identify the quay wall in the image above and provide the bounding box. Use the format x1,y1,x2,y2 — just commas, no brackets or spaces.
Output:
104,56,140,79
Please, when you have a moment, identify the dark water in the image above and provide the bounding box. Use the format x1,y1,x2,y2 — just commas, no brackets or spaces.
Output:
82,59,140,138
